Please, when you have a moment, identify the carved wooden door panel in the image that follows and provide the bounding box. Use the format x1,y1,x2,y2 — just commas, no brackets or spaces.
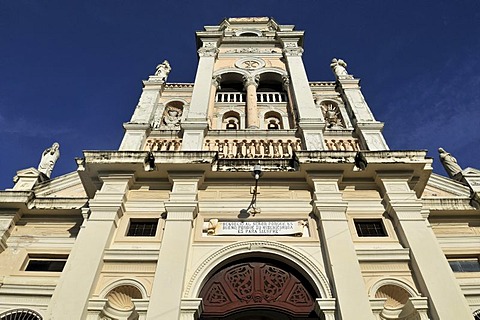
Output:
199,261,316,318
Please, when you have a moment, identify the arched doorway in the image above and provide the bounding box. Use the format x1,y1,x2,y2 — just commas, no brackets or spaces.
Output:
199,259,319,319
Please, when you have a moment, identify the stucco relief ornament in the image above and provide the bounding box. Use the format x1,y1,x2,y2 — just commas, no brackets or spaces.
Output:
154,60,171,82
330,58,353,80
38,142,60,178
438,147,463,180
163,107,182,130
321,103,344,128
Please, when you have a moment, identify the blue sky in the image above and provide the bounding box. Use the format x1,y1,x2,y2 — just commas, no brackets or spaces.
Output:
1,1,479,189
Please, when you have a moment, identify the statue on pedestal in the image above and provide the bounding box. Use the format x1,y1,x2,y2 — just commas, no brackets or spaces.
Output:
438,147,463,180
330,58,352,79
154,60,171,82
38,142,60,178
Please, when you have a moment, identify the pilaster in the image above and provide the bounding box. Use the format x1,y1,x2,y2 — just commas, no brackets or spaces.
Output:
47,173,134,320
180,298,203,320
119,123,151,151
280,38,326,150
314,298,336,320
376,174,472,320
207,75,221,128
310,172,375,320
120,80,164,151
182,40,218,150
336,78,389,150
146,173,203,320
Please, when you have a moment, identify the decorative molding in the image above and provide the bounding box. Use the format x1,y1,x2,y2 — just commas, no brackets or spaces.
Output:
184,240,332,299
235,57,265,70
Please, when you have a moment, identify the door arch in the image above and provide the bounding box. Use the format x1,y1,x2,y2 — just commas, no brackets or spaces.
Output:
199,259,319,319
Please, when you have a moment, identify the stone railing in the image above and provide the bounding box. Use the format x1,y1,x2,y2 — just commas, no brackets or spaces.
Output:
145,137,357,155
204,139,302,158
215,92,287,103
324,139,360,151
145,139,182,151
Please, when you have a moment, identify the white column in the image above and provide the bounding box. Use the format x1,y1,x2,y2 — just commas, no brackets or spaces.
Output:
311,173,375,320
207,75,221,129
336,78,388,151
282,43,326,150
182,43,218,150
47,174,133,320
146,174,202,320
243,74,260,129
376,175,472,320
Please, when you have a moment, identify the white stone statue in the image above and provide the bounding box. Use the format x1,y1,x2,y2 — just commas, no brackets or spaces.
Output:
330,58,349,78
438,148,463,179
163,107,182,130
154,60,171,81
38,142,60,178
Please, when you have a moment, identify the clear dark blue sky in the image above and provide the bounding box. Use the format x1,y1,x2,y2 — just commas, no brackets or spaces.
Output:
1,1,479,189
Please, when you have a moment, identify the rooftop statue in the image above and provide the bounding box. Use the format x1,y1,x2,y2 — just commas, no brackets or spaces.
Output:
330,58,352,79
38,142,60,178
154,60,171,82
438,147,463,180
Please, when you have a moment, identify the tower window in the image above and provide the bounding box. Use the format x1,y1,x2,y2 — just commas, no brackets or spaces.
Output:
448,259,480,272
226,120,238,130
25,255,67,272
127,219,158,237
354,219,387,237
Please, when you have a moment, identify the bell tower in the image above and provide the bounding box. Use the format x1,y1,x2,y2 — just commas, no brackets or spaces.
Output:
119,17,389,157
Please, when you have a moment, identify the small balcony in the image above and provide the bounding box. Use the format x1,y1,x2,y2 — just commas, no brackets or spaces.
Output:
215,92,288,103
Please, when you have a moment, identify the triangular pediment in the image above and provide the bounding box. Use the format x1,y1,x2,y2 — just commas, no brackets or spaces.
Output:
15,167,41,177
462,167,480,175
422,173,470,198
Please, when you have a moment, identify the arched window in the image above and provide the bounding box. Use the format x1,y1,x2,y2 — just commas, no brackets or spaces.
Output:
264,111,283,130
223,111,241,130
0,309,42,320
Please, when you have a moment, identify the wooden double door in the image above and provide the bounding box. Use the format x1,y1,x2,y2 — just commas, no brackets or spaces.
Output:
199,260,319,320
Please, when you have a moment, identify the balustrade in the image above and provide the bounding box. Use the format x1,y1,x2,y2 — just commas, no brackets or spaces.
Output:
204,139,302,158
324,139,359,151
215,92,287,103
145,139,182,151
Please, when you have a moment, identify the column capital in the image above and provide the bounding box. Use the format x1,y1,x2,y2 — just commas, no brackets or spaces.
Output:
197,46,219,57
281,75,290,90
212,75,222,88
242,74,260,88
282,47,304,57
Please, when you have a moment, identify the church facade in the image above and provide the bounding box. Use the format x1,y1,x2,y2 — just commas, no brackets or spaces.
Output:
0,17,479,320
